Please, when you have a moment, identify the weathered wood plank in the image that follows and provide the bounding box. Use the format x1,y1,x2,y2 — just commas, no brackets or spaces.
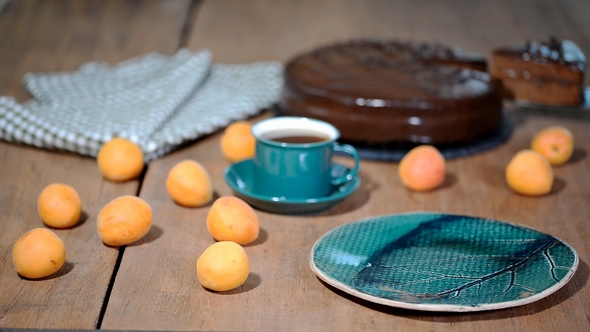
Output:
0,0,190,328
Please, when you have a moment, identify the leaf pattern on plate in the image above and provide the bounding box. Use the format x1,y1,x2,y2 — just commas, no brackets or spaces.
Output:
351,215,576,306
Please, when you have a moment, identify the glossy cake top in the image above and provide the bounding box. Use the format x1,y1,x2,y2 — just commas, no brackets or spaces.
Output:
285,40,494,105
493,38,586,71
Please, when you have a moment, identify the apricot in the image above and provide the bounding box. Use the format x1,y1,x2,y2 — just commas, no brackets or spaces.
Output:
97,138,144,182
506,149,553,196
398,145,446,192
196,241,250,291
531,126,574,166
97,195,153,246
12,228,66,279
206,196,259,245
37,183,82,228
166,160,213,207
220,121,256,163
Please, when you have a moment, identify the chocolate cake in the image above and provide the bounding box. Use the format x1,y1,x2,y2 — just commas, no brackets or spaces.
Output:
490,38,586,106
279,40,503,147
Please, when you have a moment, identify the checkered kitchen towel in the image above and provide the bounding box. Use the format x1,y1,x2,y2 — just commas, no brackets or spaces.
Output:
0,49,283,161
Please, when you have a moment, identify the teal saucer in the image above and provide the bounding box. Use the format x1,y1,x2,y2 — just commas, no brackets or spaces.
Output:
223,159,360,214
311,212,578,312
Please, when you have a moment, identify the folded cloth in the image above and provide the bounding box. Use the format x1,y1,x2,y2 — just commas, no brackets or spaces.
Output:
0,49,284,161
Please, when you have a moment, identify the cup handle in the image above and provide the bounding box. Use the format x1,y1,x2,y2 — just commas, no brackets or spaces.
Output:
331,143,360,186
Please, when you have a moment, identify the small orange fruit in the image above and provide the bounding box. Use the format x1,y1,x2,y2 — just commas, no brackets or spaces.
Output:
398,145,446,192
97,195,153,246
37,183,82,228
196,241,250,291
166,160,213,207
12,228,66,279
97,138,144,182
206,196,259,245
506,149,553,196
531,126,574,166
220,121,256,163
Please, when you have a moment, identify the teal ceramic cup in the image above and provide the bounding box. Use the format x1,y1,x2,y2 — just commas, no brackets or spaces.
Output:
251,117,360,199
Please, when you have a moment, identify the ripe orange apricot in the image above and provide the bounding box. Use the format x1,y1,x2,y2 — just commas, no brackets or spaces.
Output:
12,228,66,279
505,149,553,196
166,160,213,207
97,195,153,246
97,138,144,182
531,126,574,166
398,145,446,192
37,183,82,228
196,241,250,291
220,121,256,163
206,196,259,245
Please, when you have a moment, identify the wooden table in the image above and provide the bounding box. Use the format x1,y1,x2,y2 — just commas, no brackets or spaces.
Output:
1,0,589,330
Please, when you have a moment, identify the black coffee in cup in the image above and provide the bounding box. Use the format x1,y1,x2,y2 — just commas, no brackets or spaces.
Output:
251,117,360,199
261,129,330,144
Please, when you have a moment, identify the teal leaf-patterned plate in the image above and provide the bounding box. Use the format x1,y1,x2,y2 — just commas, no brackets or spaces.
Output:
310,212,578,312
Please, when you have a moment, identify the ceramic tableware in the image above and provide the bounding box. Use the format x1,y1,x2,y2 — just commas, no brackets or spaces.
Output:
311,212,578,312
224,159,360,214
251,117,360,199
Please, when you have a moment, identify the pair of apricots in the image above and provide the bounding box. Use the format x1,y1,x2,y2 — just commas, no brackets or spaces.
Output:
506,126,574,196
12,183,83,279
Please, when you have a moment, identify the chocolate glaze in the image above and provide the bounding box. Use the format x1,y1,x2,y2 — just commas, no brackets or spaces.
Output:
280,40,503,145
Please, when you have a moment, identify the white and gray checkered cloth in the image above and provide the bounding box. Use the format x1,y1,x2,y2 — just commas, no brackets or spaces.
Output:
0,49,283,161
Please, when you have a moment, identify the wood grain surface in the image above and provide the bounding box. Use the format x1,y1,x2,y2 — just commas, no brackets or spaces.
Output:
0,0,190,329
1,0,589,331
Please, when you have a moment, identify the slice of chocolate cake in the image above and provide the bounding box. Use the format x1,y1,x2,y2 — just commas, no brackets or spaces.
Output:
490,38,586,106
